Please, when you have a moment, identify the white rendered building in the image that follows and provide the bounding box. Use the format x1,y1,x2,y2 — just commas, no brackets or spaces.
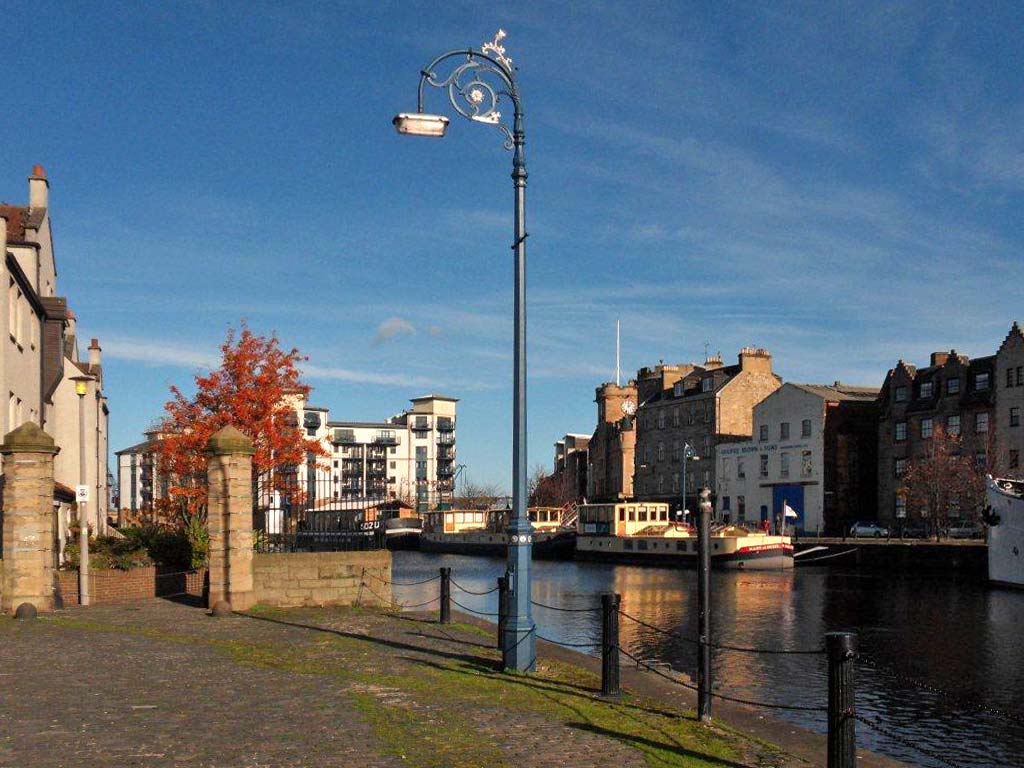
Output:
716,383,878,534
291,392,458,513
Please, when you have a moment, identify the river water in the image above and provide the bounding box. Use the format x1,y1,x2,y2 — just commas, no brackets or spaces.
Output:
391,551,1024,768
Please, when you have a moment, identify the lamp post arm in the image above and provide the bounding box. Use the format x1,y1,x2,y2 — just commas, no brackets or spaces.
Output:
415,47,521,150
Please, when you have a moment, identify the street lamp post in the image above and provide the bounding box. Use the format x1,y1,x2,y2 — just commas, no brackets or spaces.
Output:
72,375,91,606
394,30,535,671
680,443,698,524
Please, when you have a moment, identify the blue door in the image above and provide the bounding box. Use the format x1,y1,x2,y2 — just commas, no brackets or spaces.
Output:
773,485,805,532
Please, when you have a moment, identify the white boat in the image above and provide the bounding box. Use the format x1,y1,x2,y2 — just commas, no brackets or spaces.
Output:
985,476,1024,588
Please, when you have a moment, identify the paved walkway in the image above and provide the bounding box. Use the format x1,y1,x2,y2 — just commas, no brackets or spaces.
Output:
0,599,861,768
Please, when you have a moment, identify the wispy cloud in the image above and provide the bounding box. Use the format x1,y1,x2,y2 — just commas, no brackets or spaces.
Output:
301,363,437,388
103,336,217,369
373,317,416,345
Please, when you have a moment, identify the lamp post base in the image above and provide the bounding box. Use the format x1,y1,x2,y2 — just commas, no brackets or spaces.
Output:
502,536,536,672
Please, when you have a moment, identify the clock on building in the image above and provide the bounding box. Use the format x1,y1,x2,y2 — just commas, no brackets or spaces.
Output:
621,399,636,416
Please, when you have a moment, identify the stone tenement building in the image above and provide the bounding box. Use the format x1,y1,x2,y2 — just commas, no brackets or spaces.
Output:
587,381,637,501
716,382,878,534
877,349,996,525
633,348,782,512
1,166,110,533
553,433,589,500
995,322,1024,478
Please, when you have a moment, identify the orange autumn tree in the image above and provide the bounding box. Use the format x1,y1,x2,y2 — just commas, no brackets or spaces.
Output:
155,324,325,530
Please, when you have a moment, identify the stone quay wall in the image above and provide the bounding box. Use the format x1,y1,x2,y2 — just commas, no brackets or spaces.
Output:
252,550,392,608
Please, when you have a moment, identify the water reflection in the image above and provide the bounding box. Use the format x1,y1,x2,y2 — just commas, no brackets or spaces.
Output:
393,552,1024,768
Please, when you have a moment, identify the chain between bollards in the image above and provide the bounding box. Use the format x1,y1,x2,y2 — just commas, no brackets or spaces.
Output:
439,567,451,625
601,592,621,697
826,631,857,768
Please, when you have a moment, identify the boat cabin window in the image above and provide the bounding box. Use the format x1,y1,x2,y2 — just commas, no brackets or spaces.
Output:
455,512,465,523
638,506,648,522
618,508,626,521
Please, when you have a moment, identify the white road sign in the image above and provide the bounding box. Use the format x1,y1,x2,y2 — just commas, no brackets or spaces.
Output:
76,485,90,503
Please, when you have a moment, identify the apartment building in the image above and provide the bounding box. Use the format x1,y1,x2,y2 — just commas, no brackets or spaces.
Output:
716,383,878,534
587,381,637,501
633,348,782,512
293,392,458,513
1,166,110,531
877,350,995,526
115,428,167,523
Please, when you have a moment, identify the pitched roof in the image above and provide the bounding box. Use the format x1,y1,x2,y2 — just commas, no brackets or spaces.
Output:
790,383,880,402
0,205,45,244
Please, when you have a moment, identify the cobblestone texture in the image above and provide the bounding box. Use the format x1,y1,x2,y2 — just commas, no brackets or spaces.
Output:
0,599,684,768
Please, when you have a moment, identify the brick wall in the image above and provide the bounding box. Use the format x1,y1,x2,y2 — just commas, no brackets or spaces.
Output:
55,566,206,606
252,550,392,608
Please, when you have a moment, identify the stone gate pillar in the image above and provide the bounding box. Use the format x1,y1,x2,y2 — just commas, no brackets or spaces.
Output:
1,422,60,615
206,425,256,611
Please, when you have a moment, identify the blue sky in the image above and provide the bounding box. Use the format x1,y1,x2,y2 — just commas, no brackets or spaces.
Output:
2,1,1022,491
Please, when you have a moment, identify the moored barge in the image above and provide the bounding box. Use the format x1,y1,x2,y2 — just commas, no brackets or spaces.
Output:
574,501,793,570
419,505,576,559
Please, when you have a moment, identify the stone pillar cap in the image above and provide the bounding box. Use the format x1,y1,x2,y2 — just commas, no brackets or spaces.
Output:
206,425,256,456
1,422,58,455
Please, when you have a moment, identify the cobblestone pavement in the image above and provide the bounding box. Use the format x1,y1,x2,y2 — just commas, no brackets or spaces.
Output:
0,599,783,768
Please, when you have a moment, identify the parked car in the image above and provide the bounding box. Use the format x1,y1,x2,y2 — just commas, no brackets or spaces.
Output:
849,521,889,538
899,522,931,539
946,521,984,539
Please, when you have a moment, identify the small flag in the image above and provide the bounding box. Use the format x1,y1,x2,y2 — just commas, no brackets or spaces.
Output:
784,502,799,519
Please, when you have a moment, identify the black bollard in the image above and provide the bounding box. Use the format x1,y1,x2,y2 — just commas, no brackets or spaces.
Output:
697,487,713,723
439,567,451,625
497,574,509,652
826,631,857,768
601,593,621,697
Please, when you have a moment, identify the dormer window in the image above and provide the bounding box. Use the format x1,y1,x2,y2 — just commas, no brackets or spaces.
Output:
673,382,684,397
894,385,908,403
975,372,990,391
701,377,713,393
919,381,933,399
947,378,960,395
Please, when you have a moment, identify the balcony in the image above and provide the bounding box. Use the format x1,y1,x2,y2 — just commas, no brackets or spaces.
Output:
332,429,356,445
374,432,400,446
411,418,430,432
437,417,454,432
437,434,455,446
437,465,454,477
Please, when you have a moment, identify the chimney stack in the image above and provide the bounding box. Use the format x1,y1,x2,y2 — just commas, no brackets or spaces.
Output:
29,165,49,209
930,351,949,367
89,338,102,369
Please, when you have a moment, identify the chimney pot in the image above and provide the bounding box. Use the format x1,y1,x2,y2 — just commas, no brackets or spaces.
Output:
31,165,46,179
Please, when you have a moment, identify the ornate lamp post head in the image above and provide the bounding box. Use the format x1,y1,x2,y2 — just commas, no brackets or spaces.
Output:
391,30,519,150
